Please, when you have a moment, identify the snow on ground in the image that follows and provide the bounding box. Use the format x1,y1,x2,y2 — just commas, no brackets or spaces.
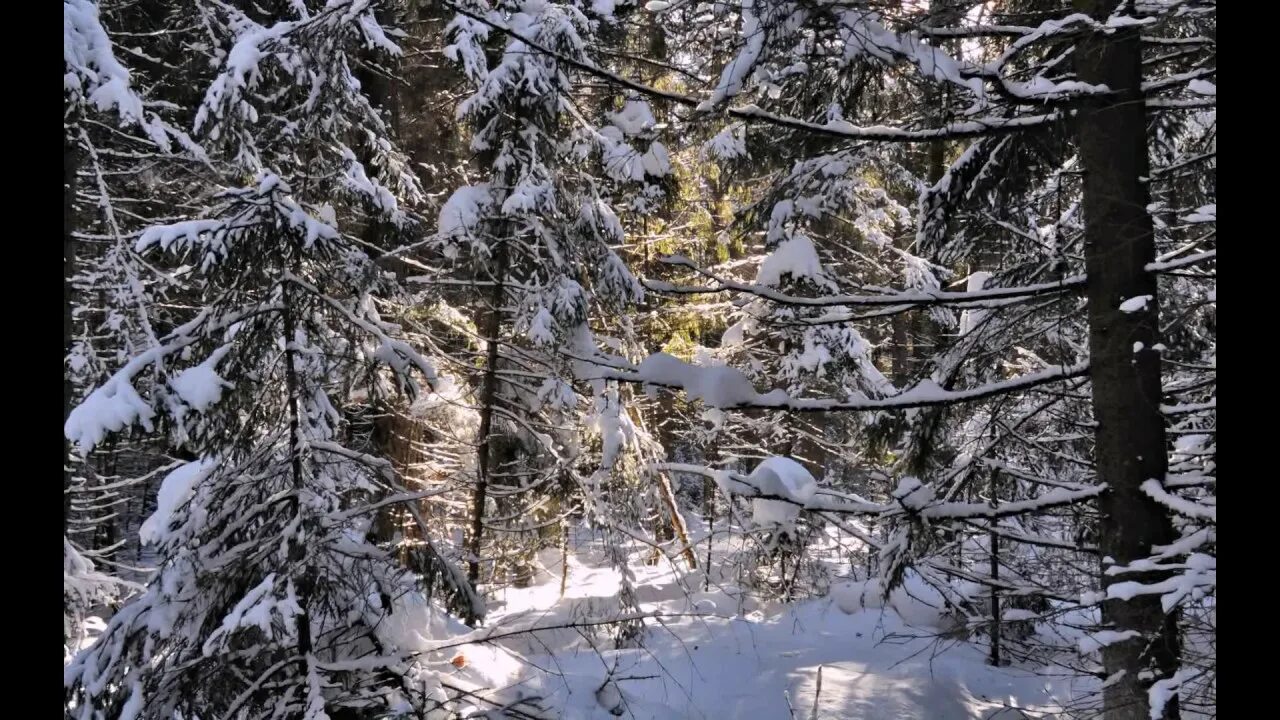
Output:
435,533,1091,719
70,516,1097,718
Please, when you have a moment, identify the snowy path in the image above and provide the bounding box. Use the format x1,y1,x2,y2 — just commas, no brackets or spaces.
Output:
435,541,1086,719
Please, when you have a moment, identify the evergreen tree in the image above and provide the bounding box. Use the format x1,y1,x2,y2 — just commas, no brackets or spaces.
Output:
65,2,465,717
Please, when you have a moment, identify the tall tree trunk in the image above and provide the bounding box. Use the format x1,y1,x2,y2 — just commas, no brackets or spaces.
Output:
892,98,949,385
397,3,464,200
889,254,912,384
64,126,79,520
1074,5,1181,718
988,468,1001,668
281,243,314,673
468,240,510,605
893,0,956,386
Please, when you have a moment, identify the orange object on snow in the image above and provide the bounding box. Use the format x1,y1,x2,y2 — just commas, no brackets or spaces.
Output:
450,655,466,669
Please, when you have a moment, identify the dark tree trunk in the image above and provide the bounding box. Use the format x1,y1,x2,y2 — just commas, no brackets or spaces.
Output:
1074,4,1181,718
988,469,1001,667
894,0,955,387
64,126,79,520
467,240,510,613
900,136,947,383
890,325,911,383
281,239,314,673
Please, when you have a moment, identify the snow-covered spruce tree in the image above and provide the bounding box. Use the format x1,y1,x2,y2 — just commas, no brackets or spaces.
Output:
64,0,202,652
64,2,473,717
434,0,668,638
64,174,449,718
576,39,698,595
838,2,1215,706
705,142,917,595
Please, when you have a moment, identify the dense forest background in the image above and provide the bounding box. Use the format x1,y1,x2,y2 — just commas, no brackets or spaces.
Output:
64,0,1215,717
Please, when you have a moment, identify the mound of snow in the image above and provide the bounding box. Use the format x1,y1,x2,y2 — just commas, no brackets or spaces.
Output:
609,100,656,135
749,456,818,530
831,572,974,631
636,352,761,407
756,235,827,288
1119,294,1152,313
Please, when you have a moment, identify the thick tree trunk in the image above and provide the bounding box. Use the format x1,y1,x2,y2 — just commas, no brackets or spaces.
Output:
397,3,464,200
370,405,423,560
1074,5,1181,719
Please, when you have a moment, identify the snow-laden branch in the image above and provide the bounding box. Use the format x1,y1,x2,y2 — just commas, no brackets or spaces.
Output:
65,303,283,453
1149,669,1206,720
1140,479,1215,522
283,270,439,388
438,0,1066,144
728,105,1066,143
1105,553,1215,613
1146,249,1215,273
652,462,1102,521
649,245,1212,315
194,0,402,134
603,352,1088,413
1161,398,1215,416
647,255,1084,308
327,488,454,524
64,0,174,149
919,485,1104,520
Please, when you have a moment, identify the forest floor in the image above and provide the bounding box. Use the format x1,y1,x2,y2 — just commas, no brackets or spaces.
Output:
430,531,1092,719
69,531,1099,718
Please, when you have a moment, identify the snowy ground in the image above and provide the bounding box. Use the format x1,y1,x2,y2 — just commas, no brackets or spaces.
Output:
428,533,1093,719
69,531,1099,718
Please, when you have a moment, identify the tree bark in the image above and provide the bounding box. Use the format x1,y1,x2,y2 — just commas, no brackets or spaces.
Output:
281,241,314,673
1074,4,1181,718
656,469,698,568
64,126,79,520
988,469,1001,668
467,240,510,605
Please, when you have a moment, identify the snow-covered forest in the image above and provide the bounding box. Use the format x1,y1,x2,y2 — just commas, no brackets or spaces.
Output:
63,0,1214,717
